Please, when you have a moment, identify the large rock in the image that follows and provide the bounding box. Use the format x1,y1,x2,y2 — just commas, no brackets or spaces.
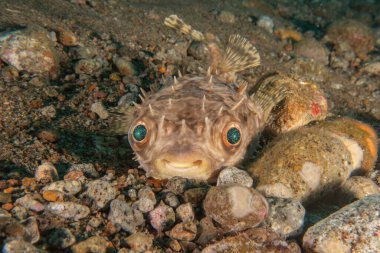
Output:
303,193,380,253
0,26,59,79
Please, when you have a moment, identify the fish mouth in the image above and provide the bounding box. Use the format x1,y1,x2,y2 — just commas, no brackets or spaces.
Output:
154,154,213,180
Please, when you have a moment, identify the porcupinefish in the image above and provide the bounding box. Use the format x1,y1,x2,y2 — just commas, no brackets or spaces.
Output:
110,15,287,181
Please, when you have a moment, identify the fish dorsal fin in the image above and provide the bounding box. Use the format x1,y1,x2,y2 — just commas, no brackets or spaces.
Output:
164,15,205,41
219,34,261,75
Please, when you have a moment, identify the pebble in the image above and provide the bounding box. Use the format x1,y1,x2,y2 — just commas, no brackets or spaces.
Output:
203,185,268,231
136,186,156,213
34,162,59,183
37,130,59,143
46,202,90,220
166,177,189,195
69,163,99,178
43,86,59,97
325,18,374,59
201,228,301,253
42,190,65,202
183,187,208,204
70,46,98,59
48,228,76,249
266,197,305,238
43,180,82,195
163,191,180,208
0,26,59,79
75,59,102,75
176,203,194,223
303,193,380,253
361,62,380,75
21,216,40,243
11,206,28,220
2,240,42,253
149,202,176,232
29,76,46,87
90,102,109,120
71,236,108,253
166,222,197,242
114,56,136,77
294,37,330,65
0,216,27,240
40,105,57,118
56,28,78,46
126,232,153,251
15,194,45,213
187,41,209,60
108,199,144,233
82,179,117,209
0,208,11,218
216,167,253,187
0,192,12,204
257,16,274,33
217,10,236,24
338,176,380,205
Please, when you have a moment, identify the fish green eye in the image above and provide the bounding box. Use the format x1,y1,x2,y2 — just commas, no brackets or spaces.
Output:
226,127,241,145
133,124,147,142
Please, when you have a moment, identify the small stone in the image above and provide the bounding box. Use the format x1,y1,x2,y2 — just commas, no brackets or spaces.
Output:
90,102,109,120
69,163,99,178
203,185,268,232
56,28,78,46
176,203,194,223
167,222,197,242
46,202,90,220
0,26,59,79
2,240,42,253
88,217,102,228
303,193,380,253
169,239,182,252
217,10,236,24
82,179,117,209
70,46,98,59
136,186,156,213
217,167,253,187
37,130,59,143
0,216,27,240
43,180,82,195
71,236,108,253
149,202,176,232
0,208,11,218
43,86,59,97
108,199,144,233
202,228,301,253
294,37,330,65
29,76,46,87
114,56,136,77
40,105,57,118
361,62,380,75
338,176,380,205
48,228,76,249
187,41,209,60
0,193,12,204
184,187,208,204
35,162,59,183
75,59,102,75
126,232,153,251
257,16,274,33
42,190,64,202
15,194,45,213
21,216,40,244
1,66,19,82
266,197,306,237
197,217,221,246
166,177,189,195
11,206,28,220
163,191,180,208
64,171,85,181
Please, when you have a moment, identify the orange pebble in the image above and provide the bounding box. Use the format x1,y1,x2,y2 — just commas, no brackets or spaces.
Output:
274,29,302,42
88,83,97,92
159,66,166,74
2,203,13,211
3,187,15,194
64,170,84,181
43,190,64,202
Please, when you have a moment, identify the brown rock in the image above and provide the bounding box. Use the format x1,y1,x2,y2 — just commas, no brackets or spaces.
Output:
166,222,197,241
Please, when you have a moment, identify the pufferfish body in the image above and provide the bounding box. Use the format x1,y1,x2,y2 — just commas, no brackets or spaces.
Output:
110,15,288,181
